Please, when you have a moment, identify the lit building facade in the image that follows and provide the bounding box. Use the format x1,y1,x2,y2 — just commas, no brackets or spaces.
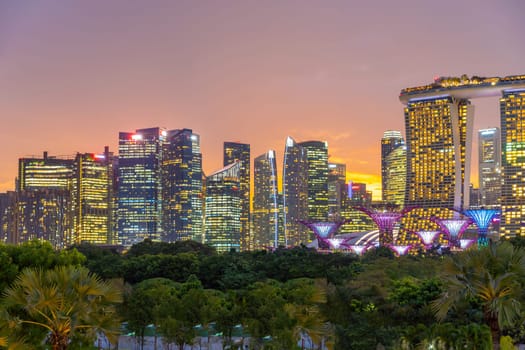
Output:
204,162,241,252
223,142,250,251
478,128,501,207
162,129,203,242
339,182,375,234
118,127,165,246
253,150,280,249
384,145,406,207
500,89,525,237
282,137,309,246
404,96,473,209
298,140,329,221
74,148,115,245
381,130,404,201
18,152,75,192
328,163,347,219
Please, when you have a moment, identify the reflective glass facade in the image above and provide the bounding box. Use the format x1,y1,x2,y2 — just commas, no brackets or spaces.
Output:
162,129,203,242
204,162,241,252
384,146,406,207
118,128,164,246
298,140,329,221
478,128,501,207
500,90,525,237
253,150,280,249
74,149,114,244
381,130,404,201
223,142,250,251
328,163,347,219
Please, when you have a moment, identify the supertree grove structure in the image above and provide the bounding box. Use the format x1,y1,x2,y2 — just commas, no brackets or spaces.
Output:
415,230,440,249
463,209,499,246
389,245,411,256
347,245,368,255
356,206,410,246
434,218,472,248
300,220,346,249
459,239,475,249
326,237,350,249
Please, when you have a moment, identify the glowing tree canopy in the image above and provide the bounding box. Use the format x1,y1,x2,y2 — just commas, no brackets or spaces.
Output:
463,209,499,246
326,237,349,249
435,218,472,247
348,245,368,256
416,230,440,247
389,245,411,256
459,239,475,250
357,207,408,246
300,221,343,240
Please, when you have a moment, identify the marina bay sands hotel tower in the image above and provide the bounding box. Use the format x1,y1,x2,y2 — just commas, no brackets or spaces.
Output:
399,75,525,238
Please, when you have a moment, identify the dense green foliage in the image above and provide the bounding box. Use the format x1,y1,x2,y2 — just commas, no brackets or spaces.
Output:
2,239,525,349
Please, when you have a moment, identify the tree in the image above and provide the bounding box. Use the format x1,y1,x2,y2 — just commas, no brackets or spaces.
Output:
432,242,525,349
0,266,122,350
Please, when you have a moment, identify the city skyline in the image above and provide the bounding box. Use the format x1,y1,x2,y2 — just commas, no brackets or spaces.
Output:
1,1,525,198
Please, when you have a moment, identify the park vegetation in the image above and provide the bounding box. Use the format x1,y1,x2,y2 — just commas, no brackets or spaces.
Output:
1,238,525,349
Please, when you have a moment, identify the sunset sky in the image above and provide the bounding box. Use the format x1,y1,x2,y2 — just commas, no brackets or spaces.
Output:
1,0,524,198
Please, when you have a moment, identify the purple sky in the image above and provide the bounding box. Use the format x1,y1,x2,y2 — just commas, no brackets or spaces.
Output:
1,0,524,197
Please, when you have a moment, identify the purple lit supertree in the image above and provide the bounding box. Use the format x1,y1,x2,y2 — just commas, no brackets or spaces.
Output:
459,239,476,250
434,218,472,248
389,245,411,256
356,207,410,246
347,245,368,256
300,220,346,250
415,230,440,249
463,209,499,247
326,237,350,250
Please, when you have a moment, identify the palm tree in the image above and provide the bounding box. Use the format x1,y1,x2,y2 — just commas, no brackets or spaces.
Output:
432,242,525,349
0,265,123,350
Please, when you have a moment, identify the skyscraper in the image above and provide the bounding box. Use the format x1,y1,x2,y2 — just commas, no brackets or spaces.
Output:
204,162,241,252
383,145,406,207
478,128,501,208
500,89,525,237
253,150,280,249
74,148,115,244
404,97,473,209
223,142,250,251
162,129,203,242
118,127,165,246
18,151,75,192
282,137,309,246
381,130,404,201
298,140,329,221
328,163,347,219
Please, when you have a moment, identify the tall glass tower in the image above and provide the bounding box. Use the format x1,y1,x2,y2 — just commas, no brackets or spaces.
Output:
282,137,309,246
162,129,203,243
501,90,525,237
223,142,250,251
253,150,280,249
74,147,115,245
381,130,404,201
118,127,165,246
328,163,347,219
298,140,329,221
384,145,406,207
204,162,241,253
478,128,501,208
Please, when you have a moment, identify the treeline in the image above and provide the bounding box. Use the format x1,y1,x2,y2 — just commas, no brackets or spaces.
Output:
2,238,525,349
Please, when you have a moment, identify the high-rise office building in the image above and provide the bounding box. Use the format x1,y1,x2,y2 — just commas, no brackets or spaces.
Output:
118,127,165,246
381,131,404,201
298,140,329,221
478,128,501,208
204,162,241,253
162,129,203,242
339,182,375,233
74,148,115,245
223,142,250,251
17,152,76,247
383,145,406,207
328,163,347,219
501,90,525,237
253,150,280,249
282,137,309,246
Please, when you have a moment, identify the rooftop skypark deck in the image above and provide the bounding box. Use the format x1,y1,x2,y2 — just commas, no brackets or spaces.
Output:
399,74,525,104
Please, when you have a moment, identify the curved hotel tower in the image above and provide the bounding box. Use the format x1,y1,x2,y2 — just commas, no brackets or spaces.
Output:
399,75,525,238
